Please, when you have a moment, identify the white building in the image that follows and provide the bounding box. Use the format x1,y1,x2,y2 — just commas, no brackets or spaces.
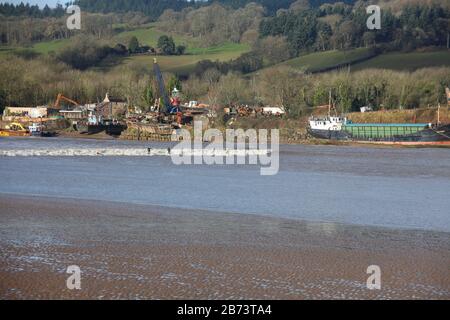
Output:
2,106,48,120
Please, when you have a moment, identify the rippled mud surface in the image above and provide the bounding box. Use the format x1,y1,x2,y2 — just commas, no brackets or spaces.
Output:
1,195,449,300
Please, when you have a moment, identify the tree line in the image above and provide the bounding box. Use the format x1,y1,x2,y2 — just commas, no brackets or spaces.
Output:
182,65,450,118
73,0,198,21
2,52,448,118
71,0,356,18
70,0,350,20
0,54,156,110
2,1,448,54
158,3,265,47
0,3,65,18
0,1,356,20
0,12,149,46
260,3,450,56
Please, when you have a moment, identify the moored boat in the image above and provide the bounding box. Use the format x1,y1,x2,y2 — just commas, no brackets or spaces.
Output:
76,114,126,135
28,123,57,137
308,116,450,145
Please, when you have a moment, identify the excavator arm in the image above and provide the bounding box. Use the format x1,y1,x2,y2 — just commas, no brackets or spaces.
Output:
54,94,80,109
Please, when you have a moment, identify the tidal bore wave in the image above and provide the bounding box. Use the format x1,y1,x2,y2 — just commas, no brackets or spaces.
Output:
0,148,270,157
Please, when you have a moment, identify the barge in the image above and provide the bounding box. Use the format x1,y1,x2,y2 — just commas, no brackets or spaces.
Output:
308,116,450,145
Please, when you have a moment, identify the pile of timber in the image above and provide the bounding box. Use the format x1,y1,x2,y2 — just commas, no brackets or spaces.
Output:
121,122,173,141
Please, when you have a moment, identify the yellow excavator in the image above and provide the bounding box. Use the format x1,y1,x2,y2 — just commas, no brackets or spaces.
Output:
0,122,29,137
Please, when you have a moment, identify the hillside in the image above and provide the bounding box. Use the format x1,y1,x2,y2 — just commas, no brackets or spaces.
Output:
351,50,450,72
110,43,250,75
1,0,448,76
0,23,250,75
113,24,196,50
72,0,308,18
258,48,450,74
109,24,250,74
279,48,376,73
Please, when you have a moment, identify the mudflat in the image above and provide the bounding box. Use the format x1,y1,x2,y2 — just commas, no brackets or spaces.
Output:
0,194,449,299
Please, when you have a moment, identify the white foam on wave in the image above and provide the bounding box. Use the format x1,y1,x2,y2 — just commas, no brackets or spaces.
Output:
0,148,270,157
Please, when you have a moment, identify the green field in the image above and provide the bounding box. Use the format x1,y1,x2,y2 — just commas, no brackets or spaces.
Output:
113,24,198,50
110,25,250,74
32,39,72,54
0,47,14,57
279,48,376,72
1,39,72,56
350,50,450,71
262,48,450,74
0,24,250,75
121,41,249,74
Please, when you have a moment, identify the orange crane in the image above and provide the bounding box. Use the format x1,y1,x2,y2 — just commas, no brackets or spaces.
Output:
53,93,80,109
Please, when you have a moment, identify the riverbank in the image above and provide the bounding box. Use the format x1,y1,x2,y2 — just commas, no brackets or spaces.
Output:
57,130,116,140
3,105,450,147
1,194,448,299
17,132,450,149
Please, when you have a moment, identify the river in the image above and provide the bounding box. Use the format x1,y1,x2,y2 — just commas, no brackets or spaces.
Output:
1,137,449,232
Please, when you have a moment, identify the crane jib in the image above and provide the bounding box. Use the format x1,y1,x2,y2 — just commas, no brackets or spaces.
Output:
153,60,179,114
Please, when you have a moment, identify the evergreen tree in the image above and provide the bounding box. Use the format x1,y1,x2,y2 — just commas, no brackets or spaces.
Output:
157,35,176,55
167,75,182,94
128,36,140,54
143,86,154,109
176,45,186,55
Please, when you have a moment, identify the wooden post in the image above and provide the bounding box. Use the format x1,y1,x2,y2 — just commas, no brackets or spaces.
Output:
328,90,332,117
437,104,441,125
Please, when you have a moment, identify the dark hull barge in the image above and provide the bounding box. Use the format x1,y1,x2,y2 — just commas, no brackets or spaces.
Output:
308,116,450,146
